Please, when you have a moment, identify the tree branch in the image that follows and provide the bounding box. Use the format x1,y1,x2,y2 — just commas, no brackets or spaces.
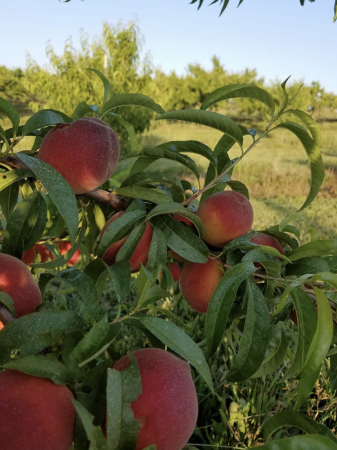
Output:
0,305,15,325
0,155,130,211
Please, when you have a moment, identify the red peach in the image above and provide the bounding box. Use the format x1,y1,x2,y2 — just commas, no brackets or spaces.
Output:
251,234,285,255
112,348,198,450
22,244,55,265
100,212,153,272
179,258,224,313
21,247,36,264
172,214,193,227
38,118,120,194
196,191,254,247
58,242,81,267
169,262,181,282
0,370,75,450
289,309,298,325
0,321,3,331
0,254,42,317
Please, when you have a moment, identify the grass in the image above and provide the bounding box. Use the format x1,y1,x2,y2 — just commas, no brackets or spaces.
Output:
140,119,337,240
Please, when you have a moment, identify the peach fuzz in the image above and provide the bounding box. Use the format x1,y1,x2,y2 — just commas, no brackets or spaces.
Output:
0,253,41,317
100,211,153,272
196,191,254,247
58,241,81,267
251,234,285,255
38,117,120,194
0,370,75,450
179,258,224,313
112,348,198,450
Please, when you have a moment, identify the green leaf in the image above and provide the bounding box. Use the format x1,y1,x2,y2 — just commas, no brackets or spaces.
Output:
262,412,337,444
0,291,16,316
252,328,288,378
120,171,183,192
101,93,165,118
136,265,155,306
283,109,321,147
105,261,131,304
116,223,146,263
142,147,200,180
274,122,324,211
288,240,337,262
77,324,121,368
201,84,275,117
58,268,98,322
139,317,214,392
293,288,333,410
2,192,47,258
72,399,108,450
106,369,123,450
286,256,330,276
157,140,218,167
87,68,110,107
205,261,256,357
0,168,33,192
115,186,172,204
0,97,20,133
22,110,71,136
129,156,157,176
223,231,255,252
146,227,167,274
3,355,68,385
97,210,146,258
108,112,138,152
0,311,84,364
226,280,270,381
71,317,109,362
284,289,318,380
226,180,249,198
256,435,337,450
0,182,19,221
17,153,78,244
71,102,97,120
146,201,204,237
156,109,243,147
152,215,209,263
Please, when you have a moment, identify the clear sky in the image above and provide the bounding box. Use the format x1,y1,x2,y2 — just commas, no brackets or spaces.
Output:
1,0,337,93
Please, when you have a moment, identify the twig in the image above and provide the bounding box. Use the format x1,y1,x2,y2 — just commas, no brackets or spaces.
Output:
0,305,15,325
0,155,130,211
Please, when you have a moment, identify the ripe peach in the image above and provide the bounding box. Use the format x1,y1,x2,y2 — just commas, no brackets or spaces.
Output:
0,370,75,450
169,262,181,282
0,254,42,317
167,250,186,262
196,191,254,247
112,348,198,450
179,258,224,313
289,309,298,325
58,241,81,267
0,321,3,331
172,214,193,227
251,234,285,255
38,117,120,194
100,212,153,272
22,244,54,264
21,247,35,264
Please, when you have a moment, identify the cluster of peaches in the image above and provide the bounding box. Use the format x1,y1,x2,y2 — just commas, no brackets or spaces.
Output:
0,117,286,450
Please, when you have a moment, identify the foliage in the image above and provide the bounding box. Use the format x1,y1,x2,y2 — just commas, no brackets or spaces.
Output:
1,69,337,449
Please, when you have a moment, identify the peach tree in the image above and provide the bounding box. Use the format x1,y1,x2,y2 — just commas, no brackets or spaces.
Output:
0,70,337,449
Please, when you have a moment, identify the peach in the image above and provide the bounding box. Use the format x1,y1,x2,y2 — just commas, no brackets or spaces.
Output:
38,117,120,194
169,262,181,282
58,241,81,267
0,370,75,450
179,258,224,313
167,250,186,262
289,309,298,325
172,214,193,227
22,244,54,264
196,191,254,247
100,212,153,272
0,321,3,331
112,348,198,450
251,234,285,255
0,254,42,317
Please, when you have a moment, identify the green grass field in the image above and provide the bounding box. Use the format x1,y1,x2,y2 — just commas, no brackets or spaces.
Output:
140,119,337,240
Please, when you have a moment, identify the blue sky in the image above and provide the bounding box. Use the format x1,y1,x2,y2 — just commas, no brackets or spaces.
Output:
1,0,337,93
